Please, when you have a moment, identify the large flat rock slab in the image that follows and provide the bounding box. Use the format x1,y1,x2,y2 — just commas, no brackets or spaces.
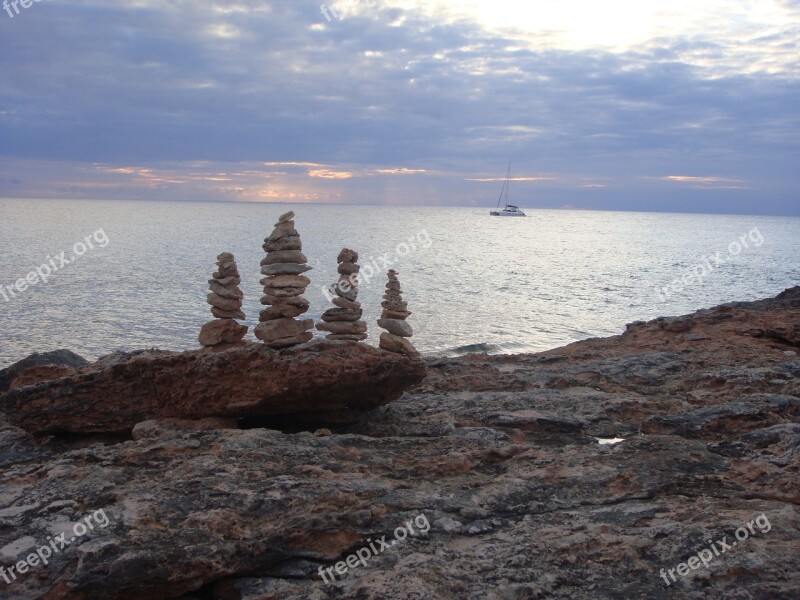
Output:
0,341,425,435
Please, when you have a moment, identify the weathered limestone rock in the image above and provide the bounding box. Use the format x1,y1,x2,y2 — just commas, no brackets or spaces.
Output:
198,318,248,347
0,349,88,393
379,331,418,356
254,318,315,342
0,340,427,435
0,289,798,600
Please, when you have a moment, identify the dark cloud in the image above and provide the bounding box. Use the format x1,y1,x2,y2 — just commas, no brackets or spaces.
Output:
0,0,797,214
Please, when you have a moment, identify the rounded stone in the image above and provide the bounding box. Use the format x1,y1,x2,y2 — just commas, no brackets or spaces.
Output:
379,332,418,356
337,248,359,263
254,318,314,343
315,320,367,334
260,263,313,276
207,293,242,312
199,319,248,346
377,318,413,337
321,308,363,322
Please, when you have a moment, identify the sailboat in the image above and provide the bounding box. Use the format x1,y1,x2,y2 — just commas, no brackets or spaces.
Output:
489,163,526,216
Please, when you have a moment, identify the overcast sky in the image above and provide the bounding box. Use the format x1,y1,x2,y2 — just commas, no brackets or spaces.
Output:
0,0,798,214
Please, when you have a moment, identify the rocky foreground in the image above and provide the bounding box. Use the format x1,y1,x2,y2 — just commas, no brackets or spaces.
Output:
1,289,799,599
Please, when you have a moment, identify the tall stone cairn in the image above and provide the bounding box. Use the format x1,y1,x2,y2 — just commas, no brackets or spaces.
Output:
315,248,368,341
377,269,418,356
254,211,314,348
199,252,248,350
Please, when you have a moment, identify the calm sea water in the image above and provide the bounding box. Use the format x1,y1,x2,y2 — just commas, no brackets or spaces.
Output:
0,198,798,368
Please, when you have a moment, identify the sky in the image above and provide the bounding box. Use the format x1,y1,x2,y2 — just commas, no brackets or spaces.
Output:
0,0,798,214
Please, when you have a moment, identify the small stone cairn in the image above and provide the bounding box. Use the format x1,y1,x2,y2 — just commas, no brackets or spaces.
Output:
199,252,248,350
316,248,368,341
254,211,314,348
377,269,418,356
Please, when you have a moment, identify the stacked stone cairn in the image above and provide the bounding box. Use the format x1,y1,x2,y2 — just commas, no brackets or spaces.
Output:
199,252,248,350
377,269,418,356
254,211,314,348
316,248,368,341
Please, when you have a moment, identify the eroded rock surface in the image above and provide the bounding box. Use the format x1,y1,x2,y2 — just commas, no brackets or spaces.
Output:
0,288,798,599
0,341,426,435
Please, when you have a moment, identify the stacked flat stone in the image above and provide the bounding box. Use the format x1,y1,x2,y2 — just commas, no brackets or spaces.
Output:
199,252,248,349
377,269,418,356
254,211,314,348
315,248,368,341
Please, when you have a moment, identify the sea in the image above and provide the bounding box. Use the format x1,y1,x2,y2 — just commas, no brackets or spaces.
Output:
1,198,798,368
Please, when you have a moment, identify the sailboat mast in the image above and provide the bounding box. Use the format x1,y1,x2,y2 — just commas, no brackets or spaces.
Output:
505,162,510,208
496,162,511,209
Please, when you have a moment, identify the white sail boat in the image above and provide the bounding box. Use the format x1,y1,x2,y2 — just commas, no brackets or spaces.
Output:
489,163,526,216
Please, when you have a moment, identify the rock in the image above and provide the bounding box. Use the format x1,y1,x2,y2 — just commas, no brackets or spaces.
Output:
198,319,248,346
382,309,412,319
260,295,310,308
0,349,89,393
333,283,358,301
338,262,360,275
642,394,800,439
276,210,295,223
262,287,306,299
261,250,307,265
260,263,312,276
0,340,426,434
377,318,413,337
266,221,298,242
264,332,314,348
263,236,302,252
321,308,363,322
207,292,242,312
333,297,361,309
379,332,419,356
377,270,418,354
208,281,244,299
337,248,358,263
317,249,368,341
316,321,368,334
258,214,313,348
201,254,248,348
212,275,241,286
382,300,409,312
259,304,308,320
211,307,246,320
1,289,800,599
260,274,311,288
254,318,314,343
9,365,79,391
132,417,238,440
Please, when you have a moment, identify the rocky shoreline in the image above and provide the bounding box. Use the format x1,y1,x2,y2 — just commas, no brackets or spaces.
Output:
0,288,798,599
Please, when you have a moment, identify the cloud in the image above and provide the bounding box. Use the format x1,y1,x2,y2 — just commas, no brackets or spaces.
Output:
0,0,796,214
307,169,354,179
659,176,749,190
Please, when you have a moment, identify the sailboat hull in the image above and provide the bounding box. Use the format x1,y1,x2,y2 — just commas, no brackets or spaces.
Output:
490,209,526,216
